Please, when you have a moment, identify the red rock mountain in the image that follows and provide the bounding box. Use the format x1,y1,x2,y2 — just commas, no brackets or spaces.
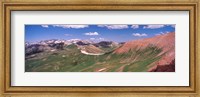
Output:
114,32,175,72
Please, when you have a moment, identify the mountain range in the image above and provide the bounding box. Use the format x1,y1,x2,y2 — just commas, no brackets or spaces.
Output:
25,32,175,72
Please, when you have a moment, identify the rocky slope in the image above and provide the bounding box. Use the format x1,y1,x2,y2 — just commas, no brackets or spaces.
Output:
114,32,175,72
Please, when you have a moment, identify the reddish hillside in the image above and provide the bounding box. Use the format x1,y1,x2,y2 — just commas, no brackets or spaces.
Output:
114,32,175,71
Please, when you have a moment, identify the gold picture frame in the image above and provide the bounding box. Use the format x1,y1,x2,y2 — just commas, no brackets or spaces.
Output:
0,0,199,97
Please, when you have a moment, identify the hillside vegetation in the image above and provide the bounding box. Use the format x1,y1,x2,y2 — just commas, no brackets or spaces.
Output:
25,32,175,72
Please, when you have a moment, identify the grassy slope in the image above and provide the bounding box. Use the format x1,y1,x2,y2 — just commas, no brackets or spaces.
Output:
25,44,164,72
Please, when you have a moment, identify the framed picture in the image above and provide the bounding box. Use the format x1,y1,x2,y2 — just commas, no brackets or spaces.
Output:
24,24,176,72
0,0,199,97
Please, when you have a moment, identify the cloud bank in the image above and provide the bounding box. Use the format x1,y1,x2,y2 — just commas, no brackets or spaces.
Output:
52,25,89,29
97,25,128,29
41,25,49,28
143,25,165,29
131,25,139,29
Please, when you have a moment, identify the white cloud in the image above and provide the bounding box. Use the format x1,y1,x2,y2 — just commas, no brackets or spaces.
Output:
89,37,105,42
155,31,170,36
84,32,99,36
99,37,105,40
166,24,175,28
64,34,72,36
97,25,128,29
170,24,175,28
143,25,165,29
132,33,147,37
52,25,88,29
131,25,139,29
160,32,165,35
90,38,95,40
41,25,49,28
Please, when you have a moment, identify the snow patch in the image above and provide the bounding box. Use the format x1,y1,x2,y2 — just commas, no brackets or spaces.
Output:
80,50,104,55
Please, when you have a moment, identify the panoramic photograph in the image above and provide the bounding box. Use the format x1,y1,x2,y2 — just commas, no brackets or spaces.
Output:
25,24,175,72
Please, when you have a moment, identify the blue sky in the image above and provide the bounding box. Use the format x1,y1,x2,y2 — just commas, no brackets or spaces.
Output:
25,24,175,43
